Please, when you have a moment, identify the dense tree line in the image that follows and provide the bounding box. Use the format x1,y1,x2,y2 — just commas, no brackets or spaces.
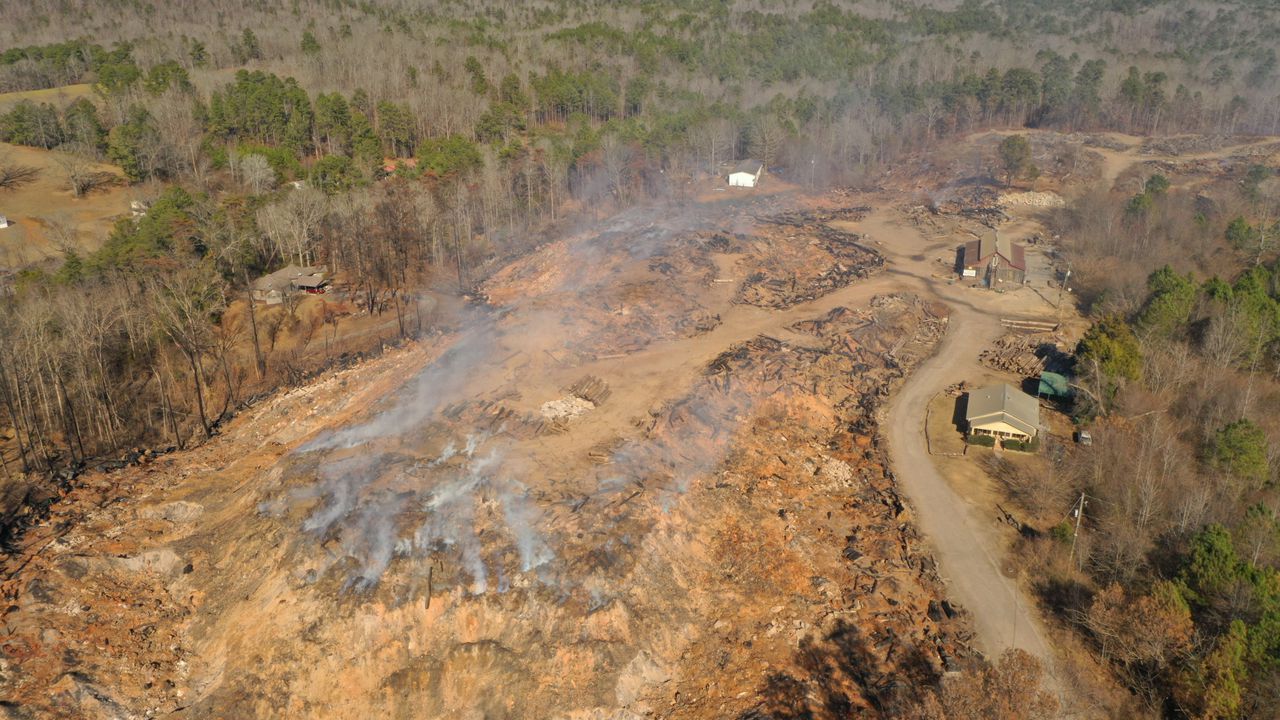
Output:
1003,162,1280,717
0,39,134,92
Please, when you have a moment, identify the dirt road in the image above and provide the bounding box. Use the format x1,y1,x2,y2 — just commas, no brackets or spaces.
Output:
883,307,1056,662
852,206,1065,688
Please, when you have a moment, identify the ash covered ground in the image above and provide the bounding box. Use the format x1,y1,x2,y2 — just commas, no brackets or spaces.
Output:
0,192,975,719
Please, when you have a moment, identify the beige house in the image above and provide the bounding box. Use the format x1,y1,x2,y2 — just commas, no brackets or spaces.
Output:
965,383,1039,442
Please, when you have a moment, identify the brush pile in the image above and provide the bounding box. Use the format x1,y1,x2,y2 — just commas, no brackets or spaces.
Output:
734,208,884,309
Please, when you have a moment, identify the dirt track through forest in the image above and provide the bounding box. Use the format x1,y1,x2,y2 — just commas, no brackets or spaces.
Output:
857,132,1280,697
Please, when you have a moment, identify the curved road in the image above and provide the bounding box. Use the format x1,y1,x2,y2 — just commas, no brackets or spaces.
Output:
884,307,1057,664
877,132,1280,682
847,208,1064,692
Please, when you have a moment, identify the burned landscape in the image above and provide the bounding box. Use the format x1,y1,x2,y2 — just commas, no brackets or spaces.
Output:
5,0,1280,715
0,195,979,718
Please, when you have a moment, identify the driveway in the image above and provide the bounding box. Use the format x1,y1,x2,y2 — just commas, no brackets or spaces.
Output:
884,307,1057,663
852,207,1063,693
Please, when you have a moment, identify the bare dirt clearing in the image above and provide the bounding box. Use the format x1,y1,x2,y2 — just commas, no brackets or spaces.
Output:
1,192,977,718
0,142,130,267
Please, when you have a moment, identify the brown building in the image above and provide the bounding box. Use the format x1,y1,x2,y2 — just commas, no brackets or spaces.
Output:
252,265,328,305
959,230,1026,287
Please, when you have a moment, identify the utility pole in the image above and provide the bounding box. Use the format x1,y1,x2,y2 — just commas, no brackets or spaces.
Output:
1068,492,1088,571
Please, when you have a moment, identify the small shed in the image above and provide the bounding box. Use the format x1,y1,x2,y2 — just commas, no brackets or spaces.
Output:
728,159,764,188
965,383,1040,442
960,230,1026,286
0,215,9,229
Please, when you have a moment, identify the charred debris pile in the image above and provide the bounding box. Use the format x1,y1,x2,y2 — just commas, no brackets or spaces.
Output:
734,207,883,309
477,205,887,362
0,199,971,718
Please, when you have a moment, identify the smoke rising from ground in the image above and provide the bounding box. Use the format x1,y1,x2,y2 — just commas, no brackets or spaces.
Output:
265,200,792,594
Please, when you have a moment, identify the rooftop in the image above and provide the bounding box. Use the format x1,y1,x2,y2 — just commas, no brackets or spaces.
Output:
253,264,326,293
964,229,1026,270
965,382,1039,436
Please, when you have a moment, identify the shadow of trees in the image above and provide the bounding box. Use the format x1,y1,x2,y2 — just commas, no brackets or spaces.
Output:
739,620,940,720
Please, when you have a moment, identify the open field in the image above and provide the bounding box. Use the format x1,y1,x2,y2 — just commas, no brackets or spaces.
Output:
0,83,94,113
0,142,130,267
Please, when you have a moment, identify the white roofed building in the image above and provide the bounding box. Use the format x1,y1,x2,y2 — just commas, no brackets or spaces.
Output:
728,159,764,188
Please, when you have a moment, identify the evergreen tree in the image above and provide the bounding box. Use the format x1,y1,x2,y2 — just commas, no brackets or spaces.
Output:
375,101,416,157
144,61,193,95
301,31,321,56
107,105,163,182
311,154,359,194
241,29,262,61
1076,315,1142,382
0,100,63,148
1136,265,1197,338
1206,420,1270,483
998,134,1033,186
62,98,105,152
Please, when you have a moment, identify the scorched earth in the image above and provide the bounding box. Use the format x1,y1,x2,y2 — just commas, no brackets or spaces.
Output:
3,188,984,719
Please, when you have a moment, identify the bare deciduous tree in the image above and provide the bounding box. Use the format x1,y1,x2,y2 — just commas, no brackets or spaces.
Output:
258,187,327,267
239,153,275,194
0,153,40,191
54,144,118,197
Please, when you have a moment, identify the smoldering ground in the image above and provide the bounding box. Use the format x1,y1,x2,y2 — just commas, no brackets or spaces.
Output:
260,197,836,597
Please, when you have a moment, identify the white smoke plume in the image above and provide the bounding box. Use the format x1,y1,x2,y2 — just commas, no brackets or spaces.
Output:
266,200,805,595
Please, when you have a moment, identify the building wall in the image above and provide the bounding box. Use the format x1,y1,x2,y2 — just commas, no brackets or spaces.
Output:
728,172,757,187
970,420,1034,440
992,266,1025,285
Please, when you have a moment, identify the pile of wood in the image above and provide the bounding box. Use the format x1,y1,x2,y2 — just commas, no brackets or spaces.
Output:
565,375,611,406
442,398,559,438
734,208,885,309
979,333,1055,375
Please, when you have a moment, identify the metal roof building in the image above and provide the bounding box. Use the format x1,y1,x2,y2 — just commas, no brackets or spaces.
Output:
961,230,1027,286
965,383,1040,441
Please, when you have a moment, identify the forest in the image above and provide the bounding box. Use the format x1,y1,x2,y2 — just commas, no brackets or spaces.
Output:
0,3,1279,713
